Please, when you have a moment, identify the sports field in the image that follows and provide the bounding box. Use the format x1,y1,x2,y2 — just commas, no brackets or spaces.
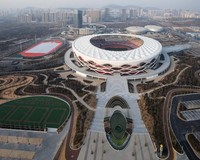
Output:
0,96,71,130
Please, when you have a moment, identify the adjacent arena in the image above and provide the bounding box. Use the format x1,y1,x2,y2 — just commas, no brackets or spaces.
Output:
71,34,162,76
126,26,148,34
20,40,63,58
126,25,163,34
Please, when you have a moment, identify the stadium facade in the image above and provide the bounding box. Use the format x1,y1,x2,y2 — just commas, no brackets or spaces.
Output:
71,34,162,76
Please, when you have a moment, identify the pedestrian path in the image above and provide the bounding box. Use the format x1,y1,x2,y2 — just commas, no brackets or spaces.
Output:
78,131,157,160
90,76,146,133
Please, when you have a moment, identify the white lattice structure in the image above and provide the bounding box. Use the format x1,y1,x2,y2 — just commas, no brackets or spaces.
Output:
71,34,162,76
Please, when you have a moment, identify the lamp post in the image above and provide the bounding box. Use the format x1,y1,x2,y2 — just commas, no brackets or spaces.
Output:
160,144,163,157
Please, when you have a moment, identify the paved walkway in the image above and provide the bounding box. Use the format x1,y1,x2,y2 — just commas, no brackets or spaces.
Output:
82,61,193,160
0,111,71,160
0,136,42,146
78,131,157,160
162,44,191,53
0,149,35,159
90,75,146,133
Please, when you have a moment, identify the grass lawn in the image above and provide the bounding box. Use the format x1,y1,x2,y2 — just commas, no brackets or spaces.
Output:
110,133,127,146
0,96,71,130
8,107,30,121
0,106,13,120
26,108,48,122
46,109,65,123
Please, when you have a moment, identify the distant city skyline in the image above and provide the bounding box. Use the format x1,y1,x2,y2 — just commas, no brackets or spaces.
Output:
0,0,200,11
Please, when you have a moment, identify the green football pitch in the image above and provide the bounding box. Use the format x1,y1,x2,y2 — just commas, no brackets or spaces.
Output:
0,96,71,130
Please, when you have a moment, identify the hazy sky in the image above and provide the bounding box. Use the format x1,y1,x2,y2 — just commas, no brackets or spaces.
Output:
1,0,200,11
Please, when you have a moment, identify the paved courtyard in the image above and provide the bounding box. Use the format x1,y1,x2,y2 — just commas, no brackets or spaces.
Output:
78,131,157,160
90,76,146,133
0,117,70,160
87,75,153,160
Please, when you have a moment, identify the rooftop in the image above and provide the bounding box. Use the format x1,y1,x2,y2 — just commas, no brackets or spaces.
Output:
72,34,162,64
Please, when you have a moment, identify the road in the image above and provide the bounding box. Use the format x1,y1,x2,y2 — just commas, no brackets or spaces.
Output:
162,89,175,160
163,89,200,160
64,100,81,160
170,93,200,160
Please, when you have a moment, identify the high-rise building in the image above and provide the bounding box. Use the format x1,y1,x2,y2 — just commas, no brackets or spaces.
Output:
78,10,83,28
42,12,50,23
121,9,127,21
129,9,134,19
83,15,92,23
138,8,144,17
134,9,139,17
83,15,88,23
104,8,110,22
73,10,83,28
17,14,32,23
61,12,67,21
60,12,68,25
147,9,164,17
85,10,101,23
49,12,58,23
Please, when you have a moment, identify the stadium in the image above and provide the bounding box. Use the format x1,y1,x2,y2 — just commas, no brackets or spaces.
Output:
71,34,162,76
144,25,163,32
126,25,163,34
20,40,63,58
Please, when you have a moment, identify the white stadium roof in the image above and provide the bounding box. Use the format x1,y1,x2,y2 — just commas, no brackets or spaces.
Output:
72,34,162,66
144,25,163,32
126,26,148,34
